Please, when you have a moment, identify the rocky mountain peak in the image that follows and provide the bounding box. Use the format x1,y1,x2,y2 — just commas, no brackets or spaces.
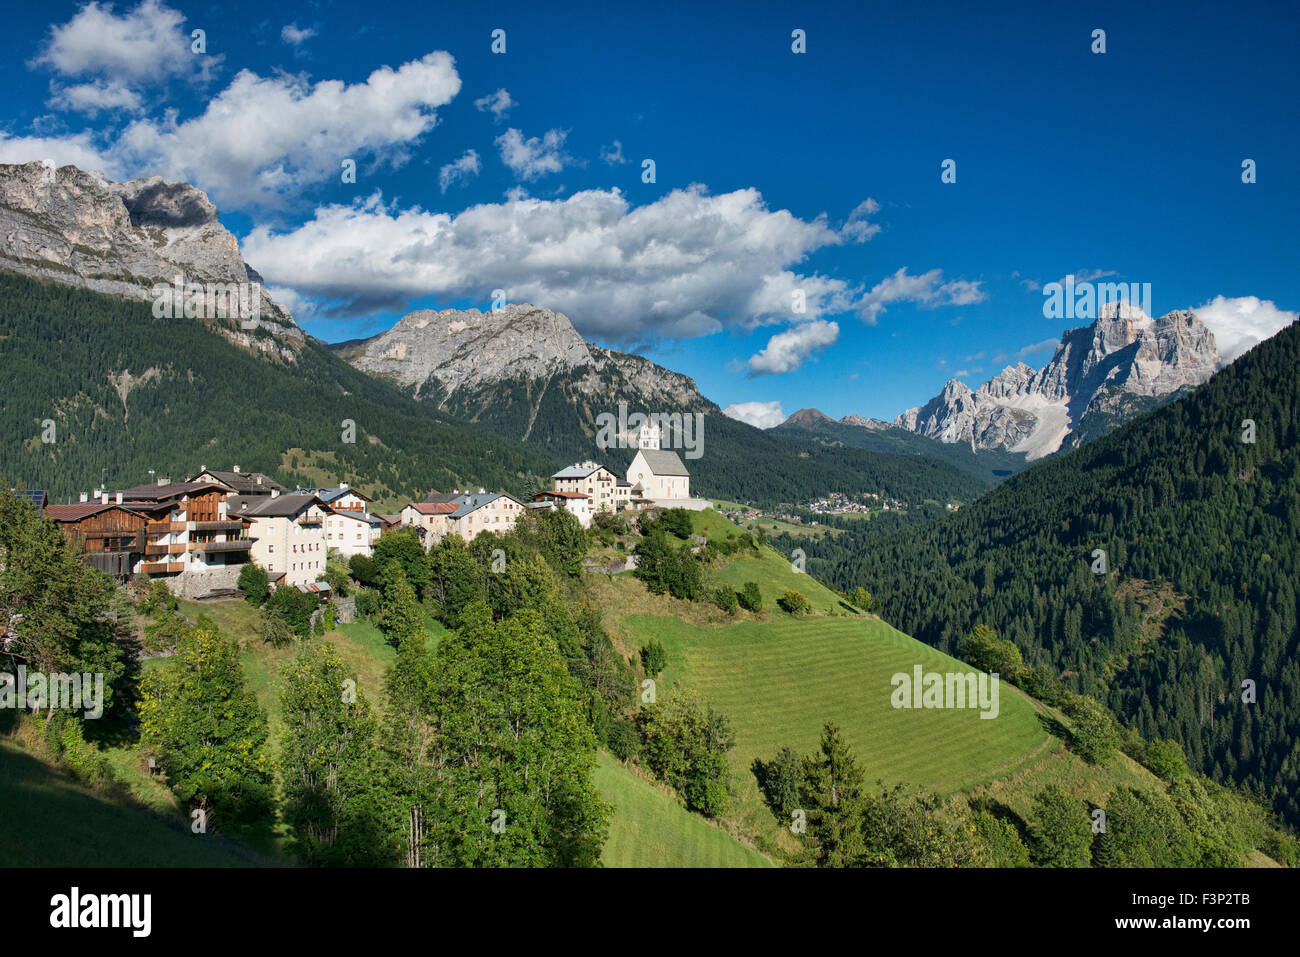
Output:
839,413,892,430
895,307,1220,459
336,301,705,413
0,161,299,355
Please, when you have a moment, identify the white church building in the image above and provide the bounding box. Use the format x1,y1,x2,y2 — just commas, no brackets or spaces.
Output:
625,424,712,510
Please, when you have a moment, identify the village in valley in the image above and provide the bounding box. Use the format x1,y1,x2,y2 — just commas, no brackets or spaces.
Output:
23,422,707,601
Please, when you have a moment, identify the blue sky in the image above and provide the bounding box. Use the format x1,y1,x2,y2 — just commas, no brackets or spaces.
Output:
2,0,1297,425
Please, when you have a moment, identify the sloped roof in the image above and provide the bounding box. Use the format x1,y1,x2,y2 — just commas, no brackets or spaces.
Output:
45,502,146,522
244,493,321,517
299,486,371,504
120,481,224,502
406,501,458,515
450,492,520,518
329,507,384,526
552,464,609,479
421,491,462,504
190,469,286,494
632,449,689,476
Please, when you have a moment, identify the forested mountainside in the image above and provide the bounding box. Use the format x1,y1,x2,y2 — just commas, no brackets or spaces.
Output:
0,272,558,503
771,408,1028,487
432,371,990,505
336,304,991,506
780,319,1300,825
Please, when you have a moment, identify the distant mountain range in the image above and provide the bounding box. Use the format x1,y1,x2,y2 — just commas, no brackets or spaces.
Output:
0,161,995,508
334,302,994,504
772,407,1028,486
2,159,1232,505
893,303,1220,459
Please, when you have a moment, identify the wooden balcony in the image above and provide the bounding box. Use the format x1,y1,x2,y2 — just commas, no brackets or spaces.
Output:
140,561,184,574
191,519,245,532
146,521,184,535
145,543,186,557
195,539,254,553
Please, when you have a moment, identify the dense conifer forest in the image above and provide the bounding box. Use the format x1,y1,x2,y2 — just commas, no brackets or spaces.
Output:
778,319,1300,826
0,273,559,502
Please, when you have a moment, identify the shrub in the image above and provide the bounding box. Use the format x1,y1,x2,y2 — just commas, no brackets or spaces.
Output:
848,586,874,611
635,686,734,817
265,587,320,639
355,587,380,620
143,613,190,653
237,562,269,606
737,581,762,612
657,508,694,538
138,579,177,617
640,639,668,676
712,586,739,615
634,531,703,601
778,590,811,615
753,746,803,819
1061,693,1121,764
260,606,295,647
606,717,641,762
958,624,1025,682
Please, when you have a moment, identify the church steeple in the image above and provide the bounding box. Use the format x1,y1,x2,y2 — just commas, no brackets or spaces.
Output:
638,422,661,450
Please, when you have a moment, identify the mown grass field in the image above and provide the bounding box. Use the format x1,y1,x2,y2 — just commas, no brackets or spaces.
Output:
0,739,259,867
594,752,773,868
616,611,1052,841
594,510,1203,861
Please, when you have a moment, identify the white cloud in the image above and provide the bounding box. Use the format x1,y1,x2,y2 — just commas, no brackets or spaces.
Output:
281,23,316,46
111,52,461,206
47,79,143,115
1193,295,1296,365
1014,338,1058,359
33,0,219,90
600,140,627,165
723,400,787,429
841,198,881,242
474,88,515,120
859,267,986,323
495,127,572,181
747,320,839,375
241,185,872,342
0,131,121,175
1058,268,1117,285
438,149,480,193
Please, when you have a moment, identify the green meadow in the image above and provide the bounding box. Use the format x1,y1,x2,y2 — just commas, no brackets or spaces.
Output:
0,739,259,867
616,611,1052,842
594,752,773,868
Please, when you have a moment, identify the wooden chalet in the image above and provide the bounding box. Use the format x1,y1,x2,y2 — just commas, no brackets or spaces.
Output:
44,498,168,578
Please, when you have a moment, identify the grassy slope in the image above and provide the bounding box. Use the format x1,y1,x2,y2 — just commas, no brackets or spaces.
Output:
597,509,1186,859
0,739,258,867
594,752,773,868
172,594,769,868
0,507,1205,868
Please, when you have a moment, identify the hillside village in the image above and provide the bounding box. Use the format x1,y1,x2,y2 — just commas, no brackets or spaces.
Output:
26,422,710,599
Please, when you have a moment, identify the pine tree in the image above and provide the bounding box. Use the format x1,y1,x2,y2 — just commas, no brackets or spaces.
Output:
377,560,424,648
799,721,868,866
